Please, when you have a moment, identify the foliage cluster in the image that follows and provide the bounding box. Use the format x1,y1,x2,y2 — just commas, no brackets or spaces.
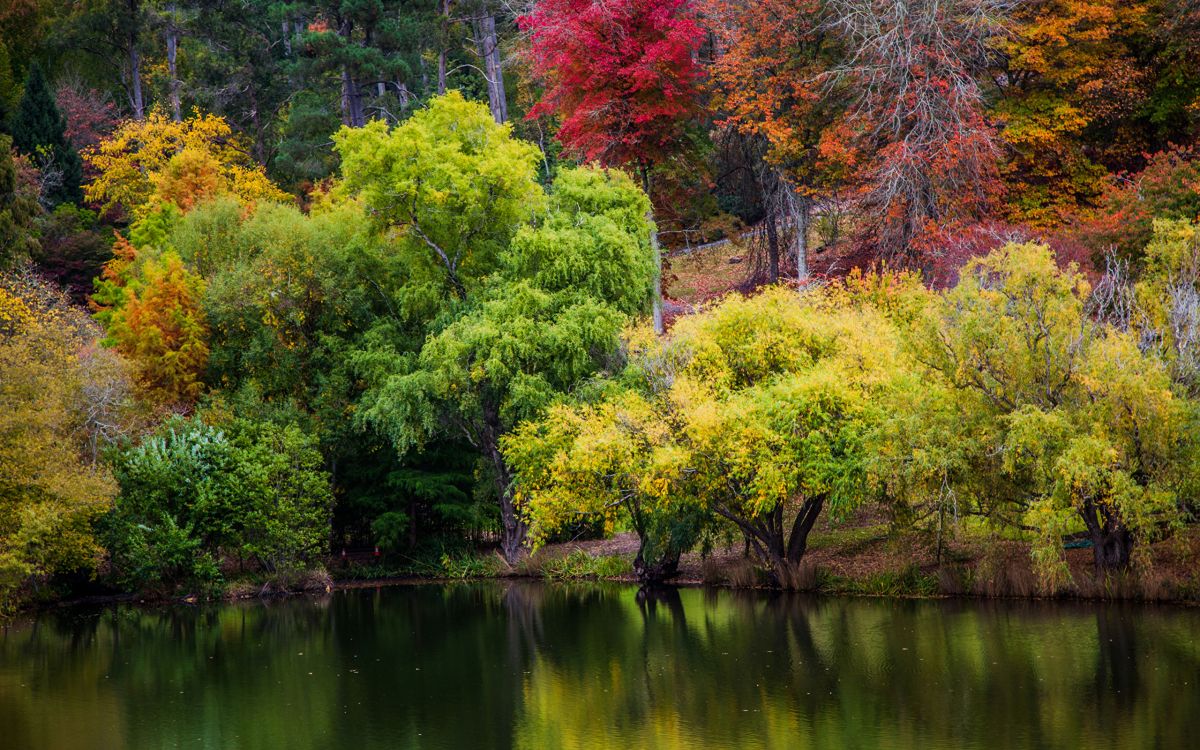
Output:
104,415,333,594
506,235,1200,590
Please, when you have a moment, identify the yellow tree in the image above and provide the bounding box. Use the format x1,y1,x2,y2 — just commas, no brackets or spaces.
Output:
507,286,906,585
84,112,289,218
0,272,127,610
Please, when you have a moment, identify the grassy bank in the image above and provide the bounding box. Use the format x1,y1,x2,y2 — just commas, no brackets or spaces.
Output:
328,521,1200,604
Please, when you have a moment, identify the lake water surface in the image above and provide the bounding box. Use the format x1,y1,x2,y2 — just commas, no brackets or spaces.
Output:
1,582,1197,749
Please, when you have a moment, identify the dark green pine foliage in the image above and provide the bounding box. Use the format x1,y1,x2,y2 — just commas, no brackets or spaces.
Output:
0,135,41,269
11,63,83,206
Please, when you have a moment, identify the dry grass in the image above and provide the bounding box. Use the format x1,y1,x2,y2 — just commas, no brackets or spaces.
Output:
663,244,752,306
530,514,1200,601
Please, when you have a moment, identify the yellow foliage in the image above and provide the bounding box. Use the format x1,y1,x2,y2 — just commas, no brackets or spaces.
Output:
84,112,289,218
0,274,121,610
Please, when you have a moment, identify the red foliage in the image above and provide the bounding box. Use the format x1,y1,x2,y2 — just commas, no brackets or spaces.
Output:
704,0,844,181
520,0,704,170
1072,147,1200,261
917,220,1096,289
55,81,118,153
829,0,1007,261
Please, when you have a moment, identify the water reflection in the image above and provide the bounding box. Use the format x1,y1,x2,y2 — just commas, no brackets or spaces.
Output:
0,584,1197,749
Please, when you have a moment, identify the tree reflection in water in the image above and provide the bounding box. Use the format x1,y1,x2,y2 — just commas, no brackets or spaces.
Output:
1,584,1197,749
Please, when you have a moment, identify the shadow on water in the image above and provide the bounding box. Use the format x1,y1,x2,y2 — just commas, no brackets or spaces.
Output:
1,583,1198,749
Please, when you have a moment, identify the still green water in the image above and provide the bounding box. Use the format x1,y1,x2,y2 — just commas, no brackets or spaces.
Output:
1,583,1197,749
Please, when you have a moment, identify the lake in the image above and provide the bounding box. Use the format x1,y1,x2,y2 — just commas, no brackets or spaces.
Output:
1,582,1197,749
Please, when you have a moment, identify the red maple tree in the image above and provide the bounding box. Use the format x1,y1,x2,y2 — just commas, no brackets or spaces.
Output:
520,0,704,174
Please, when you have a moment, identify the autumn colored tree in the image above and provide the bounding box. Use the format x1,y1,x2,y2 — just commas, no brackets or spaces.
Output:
0,136,41,269
828,0,1008,259
0,271,130,611
910,243,1185,583
522,0,704,330
104,249,210,405
704,0,849,280
1074,147,1200,261
521,0,703,169
85,112,289,218
55,79,119,153
996,0,1151,223
507,286,903,585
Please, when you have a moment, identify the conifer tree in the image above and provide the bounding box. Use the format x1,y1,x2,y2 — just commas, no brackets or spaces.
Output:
0,136,40,269
11,63,83,206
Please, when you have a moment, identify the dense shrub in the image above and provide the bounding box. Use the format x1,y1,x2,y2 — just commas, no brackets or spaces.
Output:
104,416,332,594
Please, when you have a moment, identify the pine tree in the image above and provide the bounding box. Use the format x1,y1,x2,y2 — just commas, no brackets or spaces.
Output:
0,135,40,269
11,63,83,206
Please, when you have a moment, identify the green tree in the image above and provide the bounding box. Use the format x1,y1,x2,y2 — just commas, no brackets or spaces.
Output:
354,162,657,563
0,136,41,269
105,415,333,593
10,62,83,206
334,91,544,301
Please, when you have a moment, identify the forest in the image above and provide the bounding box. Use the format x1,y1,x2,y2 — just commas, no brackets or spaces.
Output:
3,0,1200,612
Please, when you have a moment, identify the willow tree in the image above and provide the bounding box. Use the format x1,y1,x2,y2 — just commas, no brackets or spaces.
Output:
912,243,1186,586
345,103,658,562
334,91,545,301
508,286,905,584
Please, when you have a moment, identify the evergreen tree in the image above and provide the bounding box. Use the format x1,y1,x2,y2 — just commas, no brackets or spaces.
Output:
11,63,83,206
0,135,41,269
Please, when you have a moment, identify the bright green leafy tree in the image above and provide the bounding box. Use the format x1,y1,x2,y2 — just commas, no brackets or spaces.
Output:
351,127,657,562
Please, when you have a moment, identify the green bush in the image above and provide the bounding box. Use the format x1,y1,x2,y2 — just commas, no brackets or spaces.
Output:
438,553,501,579
540,550,630,580
104,416,333,594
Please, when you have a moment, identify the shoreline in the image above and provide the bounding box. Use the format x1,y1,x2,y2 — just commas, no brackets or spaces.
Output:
23,565,1200,618
18,522,1200,616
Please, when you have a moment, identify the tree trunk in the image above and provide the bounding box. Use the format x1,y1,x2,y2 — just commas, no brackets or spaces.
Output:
793,193,811,282
166,3,181,121
480,404,526,565
1081,498,1133,572
124,0,144,120
249,85,267,164
1091,525,1132,571
633,546,680,585
721,496,825,589
339,18,365,127
341,69,365,127
651,220,664,334
437,0,451,95
474,15,507,123
642,166,664,334
765,211,780,283
785,495,824,564
129,40,144,120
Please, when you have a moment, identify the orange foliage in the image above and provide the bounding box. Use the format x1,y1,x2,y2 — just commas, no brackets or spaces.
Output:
105,252,209,405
